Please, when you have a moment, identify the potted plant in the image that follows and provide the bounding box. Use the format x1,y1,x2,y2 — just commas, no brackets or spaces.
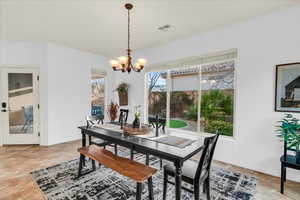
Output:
276,114,300,163
107,101,119,122
132,105,141,128
116,82,129,106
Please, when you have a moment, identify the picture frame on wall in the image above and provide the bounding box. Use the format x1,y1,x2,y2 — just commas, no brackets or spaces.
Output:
275,62,300,112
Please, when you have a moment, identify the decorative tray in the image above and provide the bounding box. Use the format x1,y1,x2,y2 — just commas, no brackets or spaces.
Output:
123,124,152,135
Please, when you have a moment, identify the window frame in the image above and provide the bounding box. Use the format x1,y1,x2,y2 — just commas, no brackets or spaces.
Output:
144,57,237,139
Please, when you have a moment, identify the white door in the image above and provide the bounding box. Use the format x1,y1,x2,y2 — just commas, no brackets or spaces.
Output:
0,68,40,145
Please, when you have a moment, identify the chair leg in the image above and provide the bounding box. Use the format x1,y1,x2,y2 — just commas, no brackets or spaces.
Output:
78,154,84,178
194,183,200,200
136,182,142,200
280,164,284,194
205,177,211,200
160,158,163,169
148,177,154,200
114,144,118,155
92,160,96,171
131,149,134,160
163,172,168,200
146,153,149,165
88,135,92,145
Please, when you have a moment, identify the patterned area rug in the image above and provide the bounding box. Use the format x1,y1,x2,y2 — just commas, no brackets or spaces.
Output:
31,149,256,200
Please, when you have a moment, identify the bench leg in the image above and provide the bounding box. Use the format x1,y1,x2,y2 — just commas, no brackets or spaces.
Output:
78,154,84,178
148,177,154,200
136,182,142,200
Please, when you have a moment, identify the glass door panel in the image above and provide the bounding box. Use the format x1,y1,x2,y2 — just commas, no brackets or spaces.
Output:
8,73,34,135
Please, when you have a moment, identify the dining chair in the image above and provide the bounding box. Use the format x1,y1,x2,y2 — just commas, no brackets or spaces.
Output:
21,106,33,133
163,134,219,200
89,109,129,156
130,115,165,168
119,109,129,128
280,141,300,194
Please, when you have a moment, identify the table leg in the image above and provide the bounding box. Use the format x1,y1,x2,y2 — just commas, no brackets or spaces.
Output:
175,162,182,200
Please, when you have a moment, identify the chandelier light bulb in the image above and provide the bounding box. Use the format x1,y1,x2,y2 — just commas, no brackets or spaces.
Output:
137,58,147,65
118,56,128,64
110,60,119,67
135,63,141,69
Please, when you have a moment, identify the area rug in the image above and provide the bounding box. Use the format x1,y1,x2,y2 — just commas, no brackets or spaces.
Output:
31,149,256,200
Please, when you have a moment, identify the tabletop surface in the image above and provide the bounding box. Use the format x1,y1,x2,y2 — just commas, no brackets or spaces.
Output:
79,124,204,161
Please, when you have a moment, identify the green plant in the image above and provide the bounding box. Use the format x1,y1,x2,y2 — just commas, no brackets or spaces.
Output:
205,120,233,136
185,106,197,121
134,105,141,119
201,90,233,120
116,82,129,93
276,114,300,150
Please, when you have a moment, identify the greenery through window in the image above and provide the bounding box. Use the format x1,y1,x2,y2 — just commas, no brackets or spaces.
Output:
146,60,235,137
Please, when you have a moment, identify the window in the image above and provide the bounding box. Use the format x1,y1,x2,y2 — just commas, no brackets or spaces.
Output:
146,58,235,137
170,67,199,131
147,71,167,118
91,74,105,118
200,61,235,136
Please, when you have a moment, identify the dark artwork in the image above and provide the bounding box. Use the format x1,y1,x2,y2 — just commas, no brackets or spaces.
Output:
275,63,300,112
31,148,257,200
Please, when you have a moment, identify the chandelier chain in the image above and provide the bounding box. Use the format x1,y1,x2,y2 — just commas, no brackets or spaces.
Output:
128,9,130,53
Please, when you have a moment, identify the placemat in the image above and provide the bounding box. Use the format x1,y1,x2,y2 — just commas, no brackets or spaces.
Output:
153,135,195,148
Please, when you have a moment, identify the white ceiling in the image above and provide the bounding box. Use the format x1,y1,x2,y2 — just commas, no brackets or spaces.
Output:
1,0,300,57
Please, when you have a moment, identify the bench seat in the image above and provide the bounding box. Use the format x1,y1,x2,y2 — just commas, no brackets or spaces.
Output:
78,144,157,183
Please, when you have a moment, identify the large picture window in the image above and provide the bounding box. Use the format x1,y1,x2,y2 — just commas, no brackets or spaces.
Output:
146,59,235,137
147,71,167,118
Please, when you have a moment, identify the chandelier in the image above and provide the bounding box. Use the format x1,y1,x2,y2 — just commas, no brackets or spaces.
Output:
110,3,146,73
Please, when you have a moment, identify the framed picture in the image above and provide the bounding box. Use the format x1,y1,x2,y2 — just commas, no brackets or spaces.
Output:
275,62,300,112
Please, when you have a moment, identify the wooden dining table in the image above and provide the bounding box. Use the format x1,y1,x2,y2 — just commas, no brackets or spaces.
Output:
78,124,204,200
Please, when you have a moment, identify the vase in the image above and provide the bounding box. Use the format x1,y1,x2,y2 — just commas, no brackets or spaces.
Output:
132,117,140,128
296,150,300,164
118,91,128,106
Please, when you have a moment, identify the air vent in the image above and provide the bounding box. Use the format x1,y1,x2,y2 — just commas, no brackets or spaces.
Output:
158,24,171,31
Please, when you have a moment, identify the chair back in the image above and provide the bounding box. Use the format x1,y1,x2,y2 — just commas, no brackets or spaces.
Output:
119,109,129,124
194,134,219,183
22,106,33,120
148,115,166,136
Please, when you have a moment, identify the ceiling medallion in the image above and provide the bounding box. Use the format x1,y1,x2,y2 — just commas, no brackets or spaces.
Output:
110,3,146,73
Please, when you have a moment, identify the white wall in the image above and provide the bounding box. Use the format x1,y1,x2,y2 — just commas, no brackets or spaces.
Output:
46,43,111,145
115,5,300,182
0,40,112,145
0,40,49,145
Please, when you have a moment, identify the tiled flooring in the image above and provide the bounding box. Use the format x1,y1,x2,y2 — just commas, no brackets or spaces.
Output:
0,140,299,200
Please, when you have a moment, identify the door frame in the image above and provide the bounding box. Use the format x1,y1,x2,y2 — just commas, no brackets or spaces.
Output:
0,66,40,146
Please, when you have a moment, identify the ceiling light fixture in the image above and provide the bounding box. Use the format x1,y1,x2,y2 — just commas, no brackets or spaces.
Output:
110,3,146,73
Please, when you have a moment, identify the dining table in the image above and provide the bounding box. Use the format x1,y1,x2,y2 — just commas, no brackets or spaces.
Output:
78,123,204,200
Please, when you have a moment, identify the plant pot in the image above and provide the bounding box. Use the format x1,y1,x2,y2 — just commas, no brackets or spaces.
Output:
296,150,300,164
132,117,140,128
118,91,128,106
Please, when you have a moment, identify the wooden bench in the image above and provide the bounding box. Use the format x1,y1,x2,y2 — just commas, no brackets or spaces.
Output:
78,145,158,200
